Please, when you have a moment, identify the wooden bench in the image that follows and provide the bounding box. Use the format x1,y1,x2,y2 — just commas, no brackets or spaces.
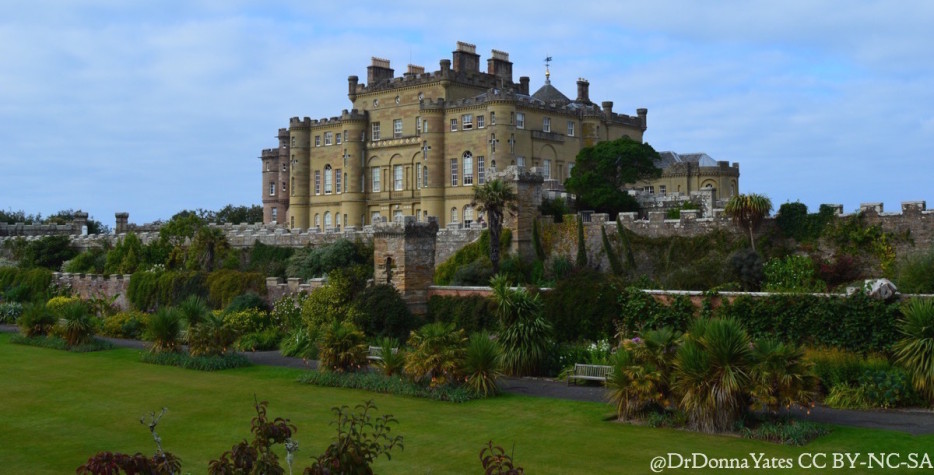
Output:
566,364,613,385
367,346,398,362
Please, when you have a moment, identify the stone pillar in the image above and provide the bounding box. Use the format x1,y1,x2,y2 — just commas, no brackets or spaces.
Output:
494,166,543,261
115,212,129,234
372,216,438,315
73,210,89,235
693,188,717,218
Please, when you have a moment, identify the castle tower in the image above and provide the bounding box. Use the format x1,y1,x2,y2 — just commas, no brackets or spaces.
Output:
372,216,439,314
420,99,446,222
288,117,311,229
341,110,367,228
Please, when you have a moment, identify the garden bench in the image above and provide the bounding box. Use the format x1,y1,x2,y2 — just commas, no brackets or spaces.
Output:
366,346,398,361
566,363,613,385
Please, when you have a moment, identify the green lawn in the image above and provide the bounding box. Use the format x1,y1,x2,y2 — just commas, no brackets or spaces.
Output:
1,333,931,474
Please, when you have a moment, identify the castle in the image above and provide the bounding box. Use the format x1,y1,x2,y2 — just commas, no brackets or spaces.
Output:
260,41,739,229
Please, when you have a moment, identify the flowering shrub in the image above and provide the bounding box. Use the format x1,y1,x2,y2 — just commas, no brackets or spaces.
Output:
221,308,269,337
100,311,149,339
0,301,24,323
46,296,83,317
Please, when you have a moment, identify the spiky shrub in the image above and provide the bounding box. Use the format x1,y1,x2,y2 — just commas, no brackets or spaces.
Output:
188,313,235,357
57,300,96,347
147,307,182,353
373,337,406,377
17,302,55,337
404,321,466,387
177,295,210,328
462,332,503,397
627,327,682,406
749,338,817,414
279,326,319,360
491,274,553,376
606,349,641,421
673,318,753,433
607,335,672,421
319,320,367,373
893,298,934,401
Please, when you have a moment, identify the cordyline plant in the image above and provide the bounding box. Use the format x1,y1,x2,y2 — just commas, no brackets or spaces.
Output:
724,193,773,252
77,408,181,475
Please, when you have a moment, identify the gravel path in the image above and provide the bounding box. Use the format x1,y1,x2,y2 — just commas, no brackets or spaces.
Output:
4,324,933,435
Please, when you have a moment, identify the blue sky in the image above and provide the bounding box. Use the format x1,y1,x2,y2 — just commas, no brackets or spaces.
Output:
2,1,932,226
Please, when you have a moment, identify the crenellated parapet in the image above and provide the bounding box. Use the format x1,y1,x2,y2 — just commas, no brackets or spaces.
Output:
0,223,75,237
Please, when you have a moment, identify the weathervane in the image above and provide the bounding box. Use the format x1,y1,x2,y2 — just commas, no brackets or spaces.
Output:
544,55,552,84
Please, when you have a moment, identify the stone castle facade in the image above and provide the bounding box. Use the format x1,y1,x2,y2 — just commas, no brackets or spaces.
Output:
261,41,655,230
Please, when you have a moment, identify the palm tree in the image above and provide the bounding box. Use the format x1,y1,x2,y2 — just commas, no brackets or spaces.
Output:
893,298,934,400
749,338,817,414
404,321,466,387
673,318,753,433
473,179,518,274
490,274,552,376
724,193,772,252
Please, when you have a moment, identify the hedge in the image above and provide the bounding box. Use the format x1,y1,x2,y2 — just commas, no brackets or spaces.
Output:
713,292,901,354
426,294,498,334
127,270,207,311
0,267,54,302
206,269,267,310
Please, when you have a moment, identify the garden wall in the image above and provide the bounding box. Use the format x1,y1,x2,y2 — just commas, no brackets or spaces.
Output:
53,272,131,311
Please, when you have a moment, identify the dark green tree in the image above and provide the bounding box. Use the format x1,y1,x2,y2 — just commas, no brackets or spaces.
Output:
564,137,662,215
186,226,231,272
202,204,264,224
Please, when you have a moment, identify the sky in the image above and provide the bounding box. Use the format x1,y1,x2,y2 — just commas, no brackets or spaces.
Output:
2,1,933,227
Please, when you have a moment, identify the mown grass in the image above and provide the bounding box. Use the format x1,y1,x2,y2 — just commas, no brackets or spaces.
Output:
1,332,931,474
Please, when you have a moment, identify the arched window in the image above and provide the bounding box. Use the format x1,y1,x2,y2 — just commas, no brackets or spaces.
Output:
450,207,459,224
463,151,473,185
314,214,320,228
324,211,332,228
324,165,333,194
463,205,473,224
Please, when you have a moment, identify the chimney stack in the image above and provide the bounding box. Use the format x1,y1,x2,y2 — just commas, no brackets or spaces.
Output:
367,57,394,85
487,49,513,84
519,76,530,95
576,78,590,103
452,41,480,74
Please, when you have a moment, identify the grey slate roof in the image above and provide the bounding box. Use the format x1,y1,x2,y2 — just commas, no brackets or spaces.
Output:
655,151,717,169
531,82,571,105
